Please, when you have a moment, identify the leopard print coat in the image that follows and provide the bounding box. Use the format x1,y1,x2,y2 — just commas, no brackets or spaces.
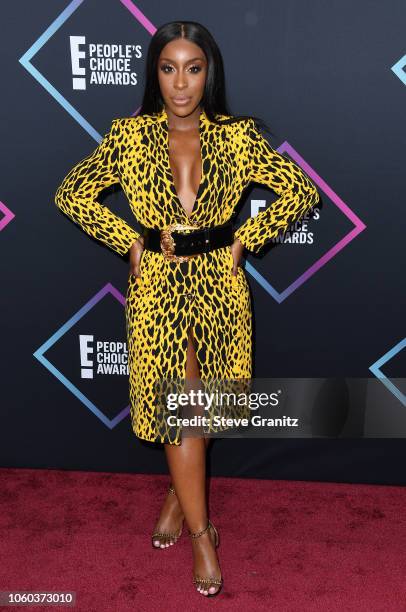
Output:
55,105,319,445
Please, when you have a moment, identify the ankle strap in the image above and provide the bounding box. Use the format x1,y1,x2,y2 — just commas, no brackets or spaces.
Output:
188,520,212,539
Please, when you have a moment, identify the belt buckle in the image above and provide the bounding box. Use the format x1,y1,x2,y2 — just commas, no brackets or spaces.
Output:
160,222,200,262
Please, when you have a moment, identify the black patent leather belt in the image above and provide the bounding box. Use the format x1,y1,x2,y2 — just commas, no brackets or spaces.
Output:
143,221,234,262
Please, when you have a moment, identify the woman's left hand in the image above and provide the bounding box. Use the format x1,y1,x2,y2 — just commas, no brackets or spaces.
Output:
230,238,245,276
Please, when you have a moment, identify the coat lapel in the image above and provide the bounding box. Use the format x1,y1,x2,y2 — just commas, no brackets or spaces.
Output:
152,105,212,225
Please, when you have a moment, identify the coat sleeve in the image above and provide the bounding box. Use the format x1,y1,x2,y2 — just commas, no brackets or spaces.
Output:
55,119,140,256
233,119,320,253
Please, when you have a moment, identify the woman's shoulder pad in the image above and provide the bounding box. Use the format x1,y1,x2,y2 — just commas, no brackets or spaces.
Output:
111,115,145,128
215,114,253,128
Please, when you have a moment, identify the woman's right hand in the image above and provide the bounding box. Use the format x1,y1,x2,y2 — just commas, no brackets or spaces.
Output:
129,236,145,280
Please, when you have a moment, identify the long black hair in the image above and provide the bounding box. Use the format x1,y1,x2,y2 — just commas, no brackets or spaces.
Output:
138,20,274,136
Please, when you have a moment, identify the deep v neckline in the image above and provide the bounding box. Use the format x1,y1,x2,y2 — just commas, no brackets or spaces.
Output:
161,106,206,223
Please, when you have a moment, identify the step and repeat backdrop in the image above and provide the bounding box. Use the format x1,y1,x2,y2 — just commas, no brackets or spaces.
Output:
1,0,405,483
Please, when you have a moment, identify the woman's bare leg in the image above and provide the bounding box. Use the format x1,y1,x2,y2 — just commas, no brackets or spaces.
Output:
152,327,210,549
164,327,221,595
152,441,208,548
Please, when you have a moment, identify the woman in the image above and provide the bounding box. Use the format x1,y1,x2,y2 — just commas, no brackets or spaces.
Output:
55,21,319,597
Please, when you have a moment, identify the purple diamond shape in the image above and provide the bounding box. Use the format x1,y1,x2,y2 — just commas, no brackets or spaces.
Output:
33,282,130,429
244,141,366,302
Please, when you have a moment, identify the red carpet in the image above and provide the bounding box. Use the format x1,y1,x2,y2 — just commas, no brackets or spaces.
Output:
0,468,405,611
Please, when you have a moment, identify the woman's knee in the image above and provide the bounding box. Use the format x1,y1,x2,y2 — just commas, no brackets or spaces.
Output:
185,327,200,381
184,327,206,428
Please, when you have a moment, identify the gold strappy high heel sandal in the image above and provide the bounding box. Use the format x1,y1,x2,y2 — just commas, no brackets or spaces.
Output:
151,484,183,548
189,520,222,597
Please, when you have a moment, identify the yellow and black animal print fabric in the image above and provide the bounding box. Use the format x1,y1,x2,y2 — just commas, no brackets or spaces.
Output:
55,105,319,445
